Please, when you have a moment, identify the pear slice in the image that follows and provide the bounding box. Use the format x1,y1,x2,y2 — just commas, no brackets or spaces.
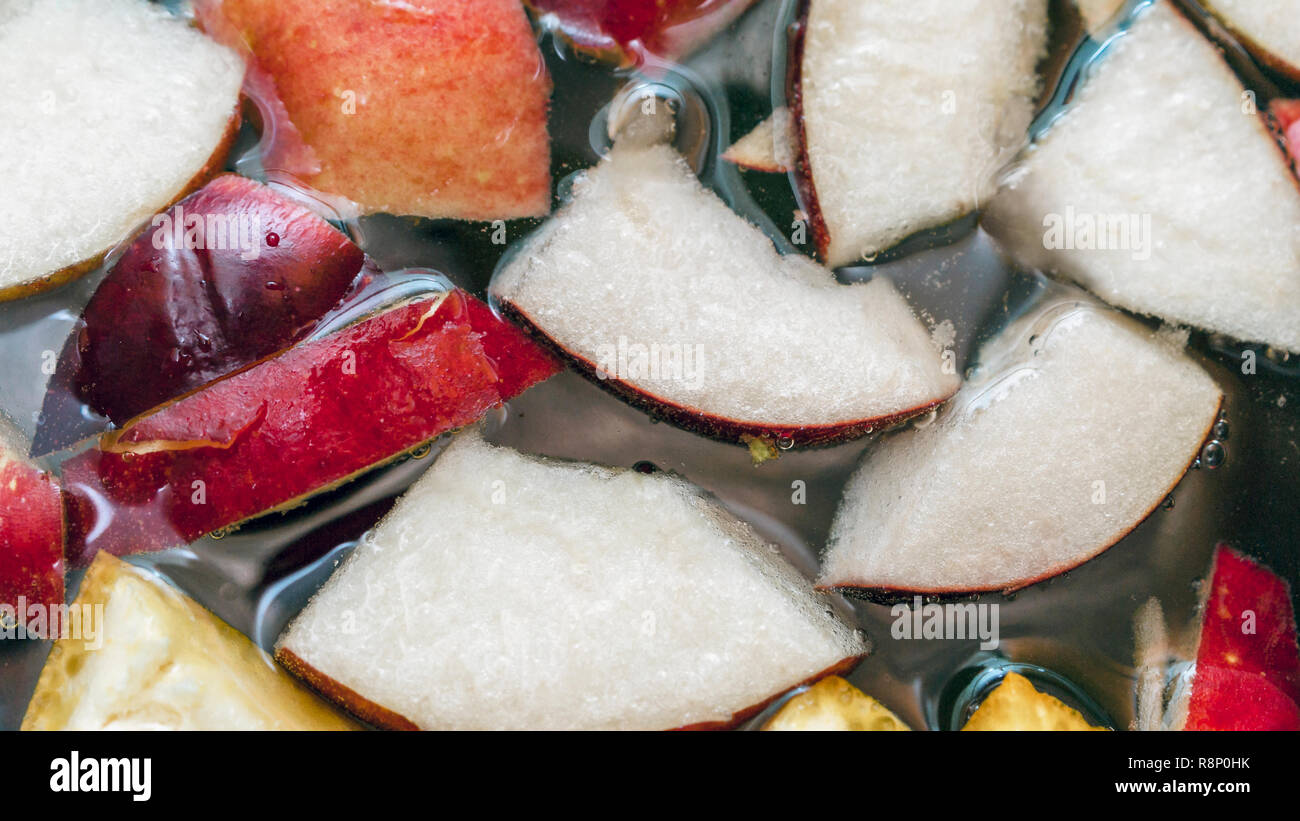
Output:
790,0,1048,266
22,553,357,731
820,300,1222,595
277,432,866,730
491,143,958,448
763,676,910,731
962,672,1107,731
986,0,1300,353
0,0,243,301
723,109,795,173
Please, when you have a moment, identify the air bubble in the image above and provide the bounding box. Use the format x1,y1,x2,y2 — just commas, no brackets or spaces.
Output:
1200,440,1226,469
776,435,795,450
1212,419,1229,440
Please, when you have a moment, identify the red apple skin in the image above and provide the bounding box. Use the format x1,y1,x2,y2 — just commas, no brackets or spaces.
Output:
62,291,560,566
34,174,375,456
197,0,552,220
0,445,64,625
1193,546,1300,707
527,0,756,65
1184,665,1300,731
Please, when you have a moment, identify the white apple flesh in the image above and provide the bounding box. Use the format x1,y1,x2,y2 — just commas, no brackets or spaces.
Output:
277,432,867,730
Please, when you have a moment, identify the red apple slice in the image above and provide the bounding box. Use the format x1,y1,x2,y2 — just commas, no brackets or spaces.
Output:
22,552,358,730
0,417,63,630
491,143,959,448
790,0,1049,267
1203,0,1300,83
526,0,757,65
34,174,377,456
276,431,866,730
722,109,795,173
986,0,1300,354
198,0,552,220
820,301,1222,595
1181,666,1300,731
1192,547,1300,706
61,291,560,565
0,0,243,302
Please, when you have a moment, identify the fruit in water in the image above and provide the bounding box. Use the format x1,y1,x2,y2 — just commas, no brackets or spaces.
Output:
21,552,357,730
61,291,560,564
763,676,910,731
0,0,243,301
790,0,1048,266
961,672,1107,731
34,174,376,455
986,0,1300,353
0,416,63,629
198,0,552,220
1177,547,1300,730
527,0,757,65
276,431,867,730
820,300,1222,595
491,143,959,448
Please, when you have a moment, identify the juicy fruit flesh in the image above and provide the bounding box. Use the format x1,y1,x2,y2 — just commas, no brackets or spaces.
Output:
22,553,356,731
491,143,958,441
61,291,559,564
527,0,757,64
203,0,552,220
795,0,1047,266
821,301,1222,593
985,0,1300,353
278,432,866,731
961,672,1106,730
35,174,375,454
0,421,63,620
763,676,910,731
1181,546,1300,729
0,0,243,290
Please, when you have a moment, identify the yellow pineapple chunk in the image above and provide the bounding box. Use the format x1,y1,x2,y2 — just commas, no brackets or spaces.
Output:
961,672,1107,731
764,676,910,731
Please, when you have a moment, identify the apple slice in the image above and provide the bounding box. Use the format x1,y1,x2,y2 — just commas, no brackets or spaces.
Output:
789,0,1049,267
198,0,551,221
526,0,757,65
961,672,1107,731
985,0,1300,354
276,431,866,730
22,552,357,730
0,0,243,302
819,301,1222,595
34,174,377,456
0,416,63,629
491,144,958,448
1203,0,1300,82
763,676,910,731
722,109,795,173
61,291,560,565
1180,546,1300,731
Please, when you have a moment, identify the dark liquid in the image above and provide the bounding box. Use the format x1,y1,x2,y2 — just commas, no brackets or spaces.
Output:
1,0,1296,730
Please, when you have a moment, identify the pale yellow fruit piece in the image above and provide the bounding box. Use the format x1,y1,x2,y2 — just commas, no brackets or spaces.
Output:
961,672,1107,731
764,676,910,731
